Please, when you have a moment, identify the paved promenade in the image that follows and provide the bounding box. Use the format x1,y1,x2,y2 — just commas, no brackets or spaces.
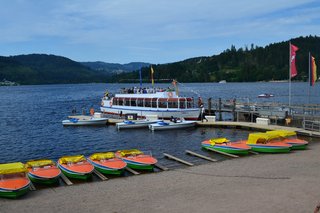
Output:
1,141,320,213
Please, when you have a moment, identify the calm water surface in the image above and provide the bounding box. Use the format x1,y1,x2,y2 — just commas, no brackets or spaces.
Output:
0,82,319,165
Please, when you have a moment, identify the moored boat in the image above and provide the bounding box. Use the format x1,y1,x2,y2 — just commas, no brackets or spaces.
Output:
246,133,292,153
116,119,161,130
258,93,274,98
266,130,308,150
87,152,127,175
57,155,94,180
25,159,61,185
62,116,108,126
201,138,251,155
149,120,196,131
100,80,200,120
0,162,30,198
115,149,157,171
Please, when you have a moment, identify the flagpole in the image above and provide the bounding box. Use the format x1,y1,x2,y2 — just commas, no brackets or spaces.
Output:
289,42,291,113
139,68,142,88
308,52,311,104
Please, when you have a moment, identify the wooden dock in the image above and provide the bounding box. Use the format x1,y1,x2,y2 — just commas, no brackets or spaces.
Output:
185,150,217,162
60,173,73,186
125,167,140,175
205,147,239,158
164,153,194,166
93,169,108,181
196,121,320,137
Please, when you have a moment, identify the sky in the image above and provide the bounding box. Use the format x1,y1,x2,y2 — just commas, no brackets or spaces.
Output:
1,0,319,64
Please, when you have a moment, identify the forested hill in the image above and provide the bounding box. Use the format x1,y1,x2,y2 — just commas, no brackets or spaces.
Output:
0,54,111,85
81,61,150,74
114,35,320,83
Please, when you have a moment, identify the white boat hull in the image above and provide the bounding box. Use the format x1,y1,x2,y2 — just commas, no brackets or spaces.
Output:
100,106,199,120
149,121,196,131
116,120,161,130
62,117,108,126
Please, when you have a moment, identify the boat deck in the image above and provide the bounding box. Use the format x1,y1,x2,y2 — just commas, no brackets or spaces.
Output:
68,115,93,120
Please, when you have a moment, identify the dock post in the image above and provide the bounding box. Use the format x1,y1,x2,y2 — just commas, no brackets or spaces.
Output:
208,98,212,115
232,98,236,121
218,98,222,121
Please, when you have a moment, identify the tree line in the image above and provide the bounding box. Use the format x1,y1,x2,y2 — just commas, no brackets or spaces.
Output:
113,35,320,83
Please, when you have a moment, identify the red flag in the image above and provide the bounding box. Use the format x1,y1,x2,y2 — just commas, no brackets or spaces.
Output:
310,55,317,86
290,44,299,78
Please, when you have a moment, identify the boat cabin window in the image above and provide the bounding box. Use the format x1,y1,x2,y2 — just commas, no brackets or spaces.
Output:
187,98,193,108
137,99,143,107
144,98,152,107
124,98,130,106
151,98,157,108
179,100,186,109
158,98,167,108
168,98,178,108
130,98,136,107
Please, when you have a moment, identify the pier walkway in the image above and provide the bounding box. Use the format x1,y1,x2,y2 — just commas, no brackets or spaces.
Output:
196,121,320,137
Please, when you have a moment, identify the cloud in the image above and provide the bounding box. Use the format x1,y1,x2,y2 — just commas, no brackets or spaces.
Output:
0,0,319,63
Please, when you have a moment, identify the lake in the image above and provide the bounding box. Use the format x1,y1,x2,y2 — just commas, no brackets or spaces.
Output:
0,82,319,165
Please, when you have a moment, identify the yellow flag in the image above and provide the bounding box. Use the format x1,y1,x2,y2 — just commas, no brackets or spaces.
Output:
151,66,154,86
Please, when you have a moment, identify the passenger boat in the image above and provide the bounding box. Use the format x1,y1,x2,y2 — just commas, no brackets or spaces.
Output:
246,133,292,153
0,162,30,198
115,149,157,171
57,155,94,180
201,138,251,155
149,120,196,131
62,115,108,126
25,159,61,185
87,152,127,175
100,81,200,120
266,130,308,150
116,119,161,130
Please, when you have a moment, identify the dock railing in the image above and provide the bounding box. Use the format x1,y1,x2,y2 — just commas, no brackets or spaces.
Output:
207,98,320,124
303,120,320,132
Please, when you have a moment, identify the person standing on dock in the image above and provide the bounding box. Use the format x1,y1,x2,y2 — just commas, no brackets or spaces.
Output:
198,97,203,107
200,104,208,122
90,107,95,116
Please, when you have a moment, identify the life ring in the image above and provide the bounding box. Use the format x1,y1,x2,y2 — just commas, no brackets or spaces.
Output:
168,92,173,98
101,101,104,106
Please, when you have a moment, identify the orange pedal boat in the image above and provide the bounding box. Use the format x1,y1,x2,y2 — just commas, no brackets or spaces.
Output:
115,149,157,171
0,162,30,198
58,155,94,180
87,152,127,175
26,159,61,185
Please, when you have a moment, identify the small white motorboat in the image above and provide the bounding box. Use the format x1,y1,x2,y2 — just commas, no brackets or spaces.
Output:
258,93,274,98
62,115,108,126
149,120,196,131
116,119,161,130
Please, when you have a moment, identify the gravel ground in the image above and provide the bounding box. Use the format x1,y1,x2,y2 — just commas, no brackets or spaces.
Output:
1,143,320,213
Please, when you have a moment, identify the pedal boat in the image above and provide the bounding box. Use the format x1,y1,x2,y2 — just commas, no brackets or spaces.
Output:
87,152,127,175
0,162,30,198
246,133,292,153
25,159,61,185
266,130,308,150
115,149,157,171
57,155,94,180
201,138,251,155
116,119,161,130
